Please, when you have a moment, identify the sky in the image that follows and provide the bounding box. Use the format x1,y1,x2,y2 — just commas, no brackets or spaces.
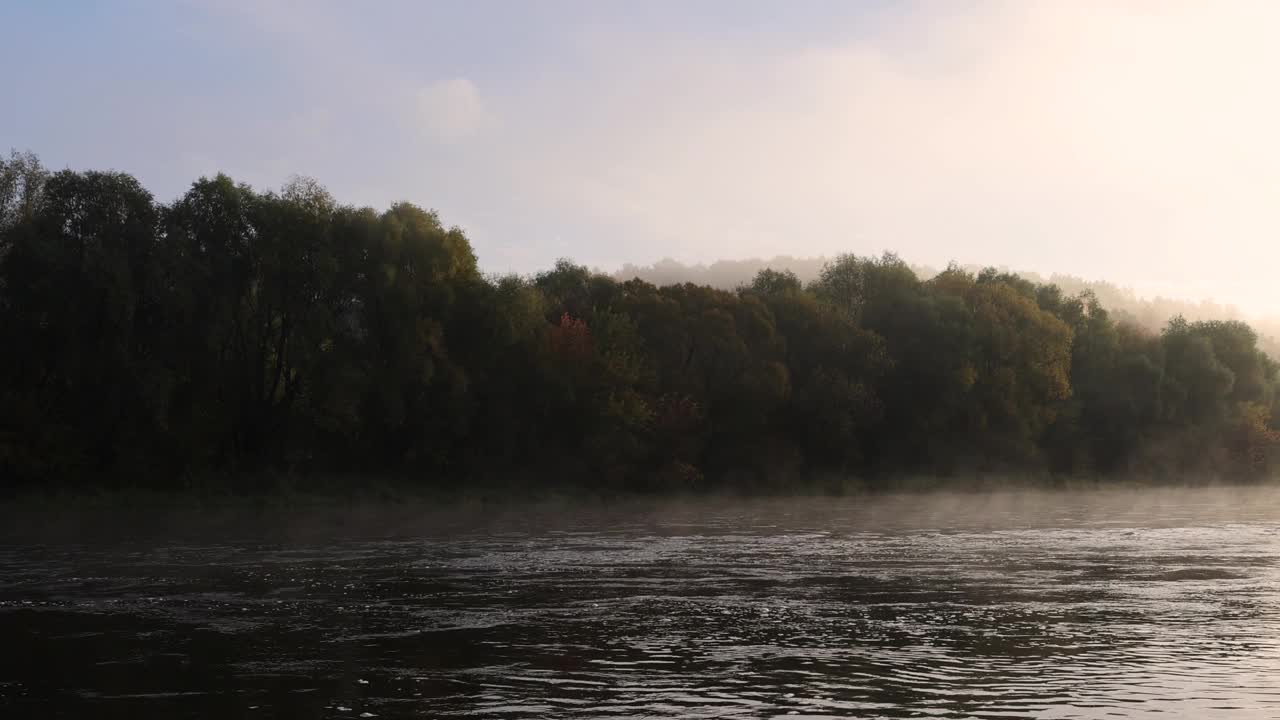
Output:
4,0,1280,316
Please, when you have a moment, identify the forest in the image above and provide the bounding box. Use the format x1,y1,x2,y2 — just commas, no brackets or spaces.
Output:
2,151,1279,494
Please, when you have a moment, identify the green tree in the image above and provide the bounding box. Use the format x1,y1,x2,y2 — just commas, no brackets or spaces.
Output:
2,168,167,482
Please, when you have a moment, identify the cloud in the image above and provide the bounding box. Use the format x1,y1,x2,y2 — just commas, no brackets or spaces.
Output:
416,78,495,144
469,1,1280,311
105,1,1280,313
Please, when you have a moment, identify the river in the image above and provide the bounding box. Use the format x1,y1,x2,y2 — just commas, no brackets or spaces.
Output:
3,487,1280,718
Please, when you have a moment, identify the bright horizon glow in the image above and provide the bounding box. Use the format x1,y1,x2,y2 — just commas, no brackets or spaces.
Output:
3,1,1278,318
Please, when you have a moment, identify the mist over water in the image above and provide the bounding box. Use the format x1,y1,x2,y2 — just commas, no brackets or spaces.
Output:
3,486,1280,718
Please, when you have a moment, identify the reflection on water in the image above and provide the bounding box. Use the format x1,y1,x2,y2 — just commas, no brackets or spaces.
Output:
4,488,1280,718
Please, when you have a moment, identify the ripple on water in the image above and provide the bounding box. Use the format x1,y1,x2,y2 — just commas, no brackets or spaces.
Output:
4,490,1280,718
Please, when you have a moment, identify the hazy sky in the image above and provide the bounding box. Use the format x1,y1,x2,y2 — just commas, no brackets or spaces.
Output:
5,1,1279,315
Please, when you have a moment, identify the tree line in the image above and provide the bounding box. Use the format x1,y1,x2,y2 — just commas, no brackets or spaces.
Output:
2,151,1279,493
616,258,1280,361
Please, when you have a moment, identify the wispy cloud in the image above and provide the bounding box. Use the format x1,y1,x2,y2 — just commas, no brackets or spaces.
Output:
12,1,1280,313
416,78,496,144
470,2,1280,310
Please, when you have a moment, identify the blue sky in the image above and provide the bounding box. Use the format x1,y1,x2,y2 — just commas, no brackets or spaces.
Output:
5,1,1280,315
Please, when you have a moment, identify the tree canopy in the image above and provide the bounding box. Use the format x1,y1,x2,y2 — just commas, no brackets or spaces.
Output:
3,152,1279,493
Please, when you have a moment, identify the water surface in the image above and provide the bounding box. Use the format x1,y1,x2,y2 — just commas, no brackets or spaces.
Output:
4,488,1280,718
